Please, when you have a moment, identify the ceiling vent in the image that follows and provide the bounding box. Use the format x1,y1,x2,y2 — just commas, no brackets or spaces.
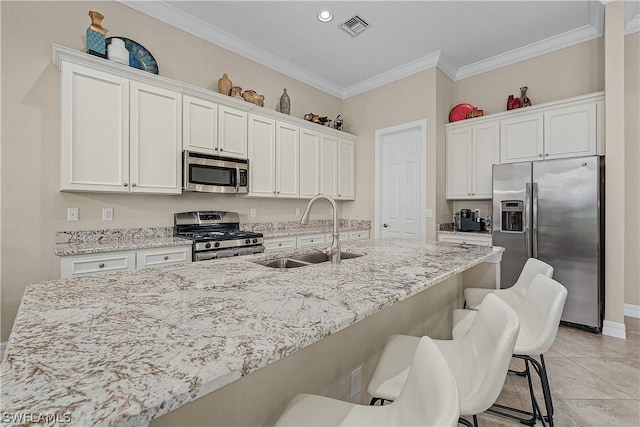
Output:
340,15,371,37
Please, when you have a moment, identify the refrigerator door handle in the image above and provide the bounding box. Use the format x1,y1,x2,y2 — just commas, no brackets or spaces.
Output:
525,183,532,258
532,182,539,258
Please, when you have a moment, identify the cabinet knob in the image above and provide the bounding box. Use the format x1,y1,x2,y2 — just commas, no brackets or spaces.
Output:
214,147,218,150
123,183,128,187
472,193,475,196
468,193,471,196
545,153,549,156
220,148,224,151
164,255,169,260
277,191,280,194
98,263,105,268
539,154,543,157
132,183,137,187
278,243,282,247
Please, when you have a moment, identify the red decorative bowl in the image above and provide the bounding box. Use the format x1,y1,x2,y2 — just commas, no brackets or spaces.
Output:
449,103,474,122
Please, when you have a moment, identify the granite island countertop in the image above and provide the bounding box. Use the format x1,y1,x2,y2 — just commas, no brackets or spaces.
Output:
2,239,502,426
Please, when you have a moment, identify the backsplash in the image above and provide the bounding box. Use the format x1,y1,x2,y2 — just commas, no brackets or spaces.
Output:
57,220,372,244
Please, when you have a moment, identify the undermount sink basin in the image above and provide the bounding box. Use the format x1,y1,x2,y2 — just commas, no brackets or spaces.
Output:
254,252,363,269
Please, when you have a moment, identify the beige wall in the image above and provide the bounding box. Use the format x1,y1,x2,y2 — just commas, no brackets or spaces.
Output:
453,38,604,114
0,0,343,340
625,32,640,308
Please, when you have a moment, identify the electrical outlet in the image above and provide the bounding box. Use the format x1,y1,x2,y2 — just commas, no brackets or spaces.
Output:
474,209,481,217
350,366,362,398
102,208,114,221
67,208,79,222
250,208,257,218
295,208,301,216
426,208,433,218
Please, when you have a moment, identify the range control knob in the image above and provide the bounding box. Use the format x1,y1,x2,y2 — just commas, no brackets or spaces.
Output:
214,242,220,248
245,239,251,244
205,243,212,249
252,238,258,244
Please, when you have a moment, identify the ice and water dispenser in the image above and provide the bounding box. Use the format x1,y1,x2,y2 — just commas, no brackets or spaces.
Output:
501,201,524,232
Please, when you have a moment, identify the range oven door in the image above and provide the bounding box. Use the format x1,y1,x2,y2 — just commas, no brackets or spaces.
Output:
194,245,265,262
183,151,248,194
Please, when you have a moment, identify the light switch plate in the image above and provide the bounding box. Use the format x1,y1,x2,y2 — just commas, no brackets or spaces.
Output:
250,208,257,217
426,208,433,218
67,208,79,222
102,208,114,221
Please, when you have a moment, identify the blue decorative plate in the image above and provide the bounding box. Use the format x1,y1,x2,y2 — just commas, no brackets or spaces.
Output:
106,37,158,74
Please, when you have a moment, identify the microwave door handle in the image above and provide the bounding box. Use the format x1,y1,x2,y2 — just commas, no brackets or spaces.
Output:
235,165,240,193
525,183,532,258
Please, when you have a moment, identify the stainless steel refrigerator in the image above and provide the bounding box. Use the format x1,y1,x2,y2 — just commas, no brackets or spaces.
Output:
492,156,604,331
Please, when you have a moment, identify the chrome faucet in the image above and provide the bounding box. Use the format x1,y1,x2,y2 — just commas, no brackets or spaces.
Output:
301,195,341,263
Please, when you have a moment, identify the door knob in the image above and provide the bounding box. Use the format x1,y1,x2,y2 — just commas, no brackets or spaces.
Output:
383,223,389,228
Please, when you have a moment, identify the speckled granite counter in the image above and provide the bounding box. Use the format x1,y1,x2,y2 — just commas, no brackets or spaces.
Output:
2,239,502,426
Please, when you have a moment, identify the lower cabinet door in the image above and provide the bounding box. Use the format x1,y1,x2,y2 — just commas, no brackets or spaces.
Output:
61,251,136,278
264,237,297,252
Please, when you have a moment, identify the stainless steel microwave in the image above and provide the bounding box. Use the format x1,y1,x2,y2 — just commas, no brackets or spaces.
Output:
183,151,248,194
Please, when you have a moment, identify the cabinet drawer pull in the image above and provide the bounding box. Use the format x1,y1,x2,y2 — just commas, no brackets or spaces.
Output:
123,183,128,187
278,243,282,247
98,263,105,268
538,154,543,157
220,148,224,151
164,255,169,260
132,183,137,187
545,153,549,156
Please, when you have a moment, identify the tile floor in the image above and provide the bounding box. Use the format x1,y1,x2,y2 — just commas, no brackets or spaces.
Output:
469,316,640,427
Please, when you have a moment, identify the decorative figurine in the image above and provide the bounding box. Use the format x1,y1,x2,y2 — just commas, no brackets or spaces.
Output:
304,113,330,126
230,86,243,99
520,86,532,107
279,89,290,115
218,73,232,96
86,11,108,58
334,114,343,131
242,90,264,107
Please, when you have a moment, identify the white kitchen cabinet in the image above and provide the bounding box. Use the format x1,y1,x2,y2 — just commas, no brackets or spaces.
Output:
129,81,182,194
263,236,297,252
300,128,321,198
337,139,356,200
320,133,338,197
500,113,544,164
248,115,299,198
248,114,277,197
183,95,218,155
59,61,181,194
296,234,326,248
437,233,492,247
218,105,248,159
544,101,597,160
61,245,192,278
446,121,498,199
499,94,603,164
135,246,191,269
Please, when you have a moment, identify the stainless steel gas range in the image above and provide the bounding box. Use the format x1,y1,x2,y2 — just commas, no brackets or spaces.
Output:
174,211,264,262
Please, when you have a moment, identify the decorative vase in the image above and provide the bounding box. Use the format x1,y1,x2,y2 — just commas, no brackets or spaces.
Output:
279,89,290,115
520,86,532,107
107,38,129,66
86,11,107,58
218,74,232,96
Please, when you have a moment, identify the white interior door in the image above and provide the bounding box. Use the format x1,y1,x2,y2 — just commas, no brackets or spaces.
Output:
375,120,426,240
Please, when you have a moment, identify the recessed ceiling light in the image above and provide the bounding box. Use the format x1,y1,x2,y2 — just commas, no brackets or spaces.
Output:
318,10,333,23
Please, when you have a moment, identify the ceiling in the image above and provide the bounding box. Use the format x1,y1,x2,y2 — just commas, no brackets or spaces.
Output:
120,1,640,99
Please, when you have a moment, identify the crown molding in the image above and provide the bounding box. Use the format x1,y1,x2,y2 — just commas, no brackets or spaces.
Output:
117,0,345,98
455,24,603,81
436,53,458,82
342,51,441,99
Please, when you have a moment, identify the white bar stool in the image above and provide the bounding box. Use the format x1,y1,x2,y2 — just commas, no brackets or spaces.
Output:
464,258,553,310
367,294,520,427
452,274,568,426
275,336,460,426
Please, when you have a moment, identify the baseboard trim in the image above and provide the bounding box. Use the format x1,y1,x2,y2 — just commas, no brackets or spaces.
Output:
624,303,640,319
602,320,627,339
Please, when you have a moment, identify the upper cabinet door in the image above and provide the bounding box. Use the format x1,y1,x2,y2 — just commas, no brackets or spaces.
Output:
446,127,472,199
129,81,182,194
337,139,355,200
218,105,248,159
471,122,499,198
544,102,596,160
276,122,300,198
183,95,218,155
300,128,320,198
319,133,338,197
248,114,276,197
60,62,129,192
500,113,544,163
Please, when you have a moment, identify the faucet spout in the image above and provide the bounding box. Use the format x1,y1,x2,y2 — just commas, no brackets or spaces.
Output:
300,195,341,263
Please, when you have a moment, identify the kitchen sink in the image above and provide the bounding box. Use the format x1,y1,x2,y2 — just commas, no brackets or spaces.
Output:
254,252,363,269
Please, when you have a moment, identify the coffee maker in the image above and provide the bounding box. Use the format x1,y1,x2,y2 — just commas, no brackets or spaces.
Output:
457,209,486,232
